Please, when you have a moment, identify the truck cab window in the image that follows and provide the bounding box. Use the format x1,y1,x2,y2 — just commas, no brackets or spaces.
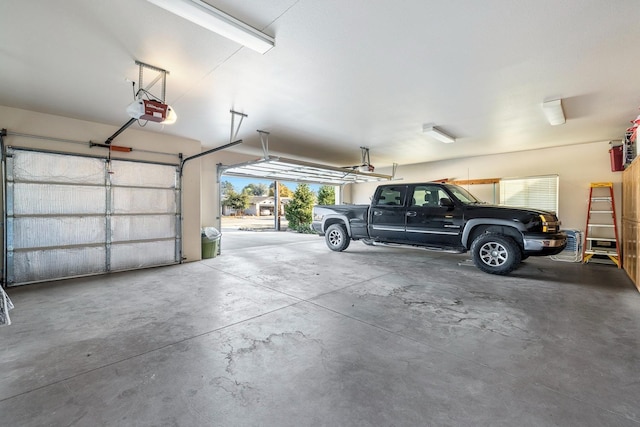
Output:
375,186,406,206
444,184,483,204
411,185,447,207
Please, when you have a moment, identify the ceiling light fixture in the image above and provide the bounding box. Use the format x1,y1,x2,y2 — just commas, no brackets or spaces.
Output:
542,99,566,126
422,124,456,143
146,0,275,54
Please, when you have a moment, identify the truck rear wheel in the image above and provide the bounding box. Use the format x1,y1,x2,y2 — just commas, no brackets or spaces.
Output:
470,232,521,275
325,224,350,252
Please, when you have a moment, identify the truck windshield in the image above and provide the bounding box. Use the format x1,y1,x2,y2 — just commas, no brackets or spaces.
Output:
444,184,484,204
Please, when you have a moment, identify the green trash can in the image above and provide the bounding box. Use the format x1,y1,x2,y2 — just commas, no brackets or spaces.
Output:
201,227,221,259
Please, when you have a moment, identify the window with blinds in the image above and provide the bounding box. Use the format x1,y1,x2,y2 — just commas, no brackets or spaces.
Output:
500,175,559,214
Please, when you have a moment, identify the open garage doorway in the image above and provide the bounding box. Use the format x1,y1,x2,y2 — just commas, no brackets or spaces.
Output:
216,156,392,251
220,177,313,230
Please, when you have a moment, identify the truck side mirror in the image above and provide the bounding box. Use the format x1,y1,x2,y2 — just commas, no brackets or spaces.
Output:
439,198,454,209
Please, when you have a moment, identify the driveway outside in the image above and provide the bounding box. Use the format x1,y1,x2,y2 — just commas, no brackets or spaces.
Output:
221,215,289,231
218,215,315,252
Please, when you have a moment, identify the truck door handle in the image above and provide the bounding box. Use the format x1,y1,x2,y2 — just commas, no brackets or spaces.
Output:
373,211,383,216
406,211,417,217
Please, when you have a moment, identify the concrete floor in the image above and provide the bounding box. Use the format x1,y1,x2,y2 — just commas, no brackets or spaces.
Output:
1,231,639,426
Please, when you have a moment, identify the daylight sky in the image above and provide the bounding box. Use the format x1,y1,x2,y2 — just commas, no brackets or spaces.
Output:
220,175,321,194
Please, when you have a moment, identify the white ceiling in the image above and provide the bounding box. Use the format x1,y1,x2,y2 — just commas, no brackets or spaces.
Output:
2,0,640,169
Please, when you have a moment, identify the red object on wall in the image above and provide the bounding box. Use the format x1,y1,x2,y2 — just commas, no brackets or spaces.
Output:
609,145,624,172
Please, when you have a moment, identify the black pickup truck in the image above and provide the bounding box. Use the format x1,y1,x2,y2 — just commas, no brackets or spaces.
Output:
311,182,567,275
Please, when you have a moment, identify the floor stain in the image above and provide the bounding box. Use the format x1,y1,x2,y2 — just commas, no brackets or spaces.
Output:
213,331,329,404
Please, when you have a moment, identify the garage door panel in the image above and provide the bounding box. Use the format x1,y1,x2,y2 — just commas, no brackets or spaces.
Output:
11,247,106,284
111,187,176,214
111,215,176,242
12,216,106,248
4,149,181,286
11,151,104,184
109,161,176,188
110,240,176,271
11,183,106,215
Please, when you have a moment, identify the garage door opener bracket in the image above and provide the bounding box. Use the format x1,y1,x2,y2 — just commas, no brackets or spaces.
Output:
257,130,270,159
230,110,247,143
105,61,173,146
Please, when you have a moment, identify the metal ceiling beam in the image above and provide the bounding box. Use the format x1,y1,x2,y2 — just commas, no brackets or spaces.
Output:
218,155,392,185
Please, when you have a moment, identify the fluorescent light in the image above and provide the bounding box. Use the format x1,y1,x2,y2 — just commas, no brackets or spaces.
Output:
423,124,455,143
146,0,275,54
542,99,565,125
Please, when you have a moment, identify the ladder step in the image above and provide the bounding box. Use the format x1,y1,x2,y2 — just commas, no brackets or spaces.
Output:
586,237,616,241
589,210,613,214
587,224,614,227
585,250,618,255
591,197,612,201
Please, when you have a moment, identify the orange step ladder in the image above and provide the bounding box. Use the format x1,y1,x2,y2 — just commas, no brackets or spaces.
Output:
582,182,621,267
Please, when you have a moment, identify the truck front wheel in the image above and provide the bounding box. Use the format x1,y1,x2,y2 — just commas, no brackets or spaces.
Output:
325,224,350,252
470,233,521,275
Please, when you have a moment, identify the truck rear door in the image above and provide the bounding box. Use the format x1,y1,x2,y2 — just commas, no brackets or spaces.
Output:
368,185,409,243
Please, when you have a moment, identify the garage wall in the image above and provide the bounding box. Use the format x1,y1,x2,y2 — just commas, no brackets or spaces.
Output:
347,141,622,231
0,105,203,261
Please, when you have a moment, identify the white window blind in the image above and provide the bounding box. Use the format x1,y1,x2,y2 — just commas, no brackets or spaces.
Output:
500,175,559,214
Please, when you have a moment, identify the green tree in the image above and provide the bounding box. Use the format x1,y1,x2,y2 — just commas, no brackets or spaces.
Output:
222,189,249,215
284,183,316,231
221,180,235,196
243,183,268,196
317,185,335,205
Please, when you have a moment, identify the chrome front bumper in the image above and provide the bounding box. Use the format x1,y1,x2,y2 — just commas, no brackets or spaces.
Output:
523,232,567,252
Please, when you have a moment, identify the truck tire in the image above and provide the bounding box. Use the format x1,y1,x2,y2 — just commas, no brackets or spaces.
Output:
470,232,521,275
325,223,350,252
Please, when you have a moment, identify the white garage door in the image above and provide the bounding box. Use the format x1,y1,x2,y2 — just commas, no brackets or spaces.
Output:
4,148,180,286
